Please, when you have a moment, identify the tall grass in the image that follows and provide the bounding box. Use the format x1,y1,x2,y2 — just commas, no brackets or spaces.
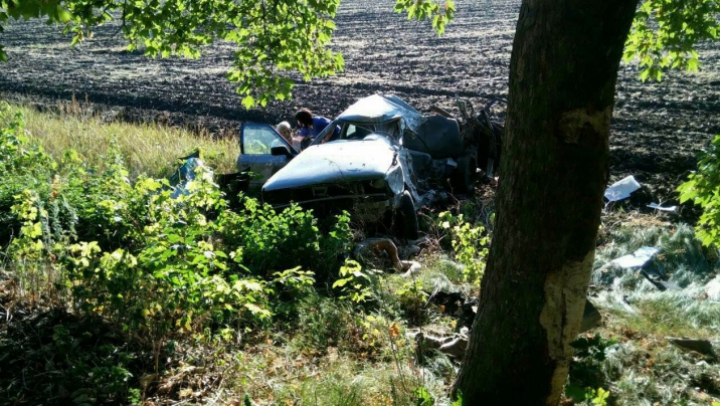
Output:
2,104,239,179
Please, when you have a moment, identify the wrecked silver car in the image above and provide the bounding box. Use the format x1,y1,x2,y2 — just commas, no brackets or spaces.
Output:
235,94,503,238
238,95,457,239
269,98,422,236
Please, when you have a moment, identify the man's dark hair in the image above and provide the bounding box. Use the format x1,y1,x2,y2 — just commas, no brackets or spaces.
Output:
295,108,313,127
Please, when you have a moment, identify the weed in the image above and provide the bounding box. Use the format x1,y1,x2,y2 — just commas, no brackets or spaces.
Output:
679,134,720,248
437,211,489,288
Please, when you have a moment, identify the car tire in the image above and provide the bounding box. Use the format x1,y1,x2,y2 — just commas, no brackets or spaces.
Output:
451,156,476,194
396,191,420,240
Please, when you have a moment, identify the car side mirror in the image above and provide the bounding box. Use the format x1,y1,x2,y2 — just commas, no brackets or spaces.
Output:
271,145,292,157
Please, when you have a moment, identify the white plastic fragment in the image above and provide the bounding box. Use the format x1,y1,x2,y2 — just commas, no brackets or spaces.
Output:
648,202,677,212
610,247,660,269
604,175,641,202
706,275,720,301
400,261,422,278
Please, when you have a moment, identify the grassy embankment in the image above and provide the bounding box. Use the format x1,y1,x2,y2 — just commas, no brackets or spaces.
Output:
13,103,238,179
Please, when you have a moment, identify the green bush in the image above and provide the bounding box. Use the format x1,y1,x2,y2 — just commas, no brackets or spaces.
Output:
0,310,141,406
437,211,490,287
679,134,720,247
1,103,354,353
0,102,56,245
220,199,353,281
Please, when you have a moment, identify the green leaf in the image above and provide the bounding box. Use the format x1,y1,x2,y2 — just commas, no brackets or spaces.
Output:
241,95,255,109
640,68,651,82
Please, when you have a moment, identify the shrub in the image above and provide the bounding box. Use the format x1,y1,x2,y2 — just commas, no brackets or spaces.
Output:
437,211,490,287
1,110,348,355
679,134,720,247
0,103,56,245
220,200,353,281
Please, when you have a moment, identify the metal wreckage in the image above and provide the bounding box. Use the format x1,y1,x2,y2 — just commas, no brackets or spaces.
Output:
171,94,506,239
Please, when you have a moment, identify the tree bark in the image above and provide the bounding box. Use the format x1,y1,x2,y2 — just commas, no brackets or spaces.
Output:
453,0,639,405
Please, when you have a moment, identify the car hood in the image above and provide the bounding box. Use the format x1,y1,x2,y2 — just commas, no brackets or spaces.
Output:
263,138,397,191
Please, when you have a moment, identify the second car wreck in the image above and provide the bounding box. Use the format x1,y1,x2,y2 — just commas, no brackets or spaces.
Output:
236,94,505,238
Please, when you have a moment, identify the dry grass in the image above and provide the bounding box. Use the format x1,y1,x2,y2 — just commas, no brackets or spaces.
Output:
7,103,239,179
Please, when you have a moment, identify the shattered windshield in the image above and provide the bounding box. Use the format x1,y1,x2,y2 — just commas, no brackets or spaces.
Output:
311,119,401,146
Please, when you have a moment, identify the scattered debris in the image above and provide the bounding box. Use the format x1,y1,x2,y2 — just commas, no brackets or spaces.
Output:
706,275,720,301
400,261,422,277
353,238,406,272
667,337,717,358
611,247,660,269
648,202,678,212
439,335,469,359
169,156,211,198
411,330,469,361
398,243,422,260
605,175,641,202
641,268,681,291
581,300,602,333
457,298,478,330
425,289,465,315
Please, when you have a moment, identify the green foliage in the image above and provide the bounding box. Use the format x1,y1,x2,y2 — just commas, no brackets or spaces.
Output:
394,0,455,35
624,0,720,81
438,211,489,287
414,386,435,405
333,259,380,304
221,201,352,280
566,333,617,404
0,106,357,384
583,387,610,406
0,102,56,244
0,310,142,405
7,167,278,343
679,135,720,247
394,277,429,325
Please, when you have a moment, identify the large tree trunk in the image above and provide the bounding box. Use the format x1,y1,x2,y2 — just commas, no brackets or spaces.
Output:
453,0,639,405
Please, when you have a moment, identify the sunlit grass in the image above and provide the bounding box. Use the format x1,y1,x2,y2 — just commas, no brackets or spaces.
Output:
4,104,239,179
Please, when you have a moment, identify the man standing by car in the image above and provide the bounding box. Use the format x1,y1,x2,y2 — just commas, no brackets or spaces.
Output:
295,108,340,148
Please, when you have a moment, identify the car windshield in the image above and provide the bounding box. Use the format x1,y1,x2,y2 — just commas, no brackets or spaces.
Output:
310,119,402,146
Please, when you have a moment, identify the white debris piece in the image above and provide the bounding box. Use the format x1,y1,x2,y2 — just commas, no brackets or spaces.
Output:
648,202,677,212
611,247,660,269
400,261,422,278
604,175,641,202
706,275,720,301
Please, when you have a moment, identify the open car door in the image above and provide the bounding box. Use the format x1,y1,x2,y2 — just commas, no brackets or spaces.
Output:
237,123,297,192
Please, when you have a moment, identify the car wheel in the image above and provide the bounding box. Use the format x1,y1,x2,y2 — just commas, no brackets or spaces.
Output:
451,156,476,194
395,191,419,240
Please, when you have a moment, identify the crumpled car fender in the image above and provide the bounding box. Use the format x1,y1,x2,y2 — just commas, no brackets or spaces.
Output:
386,164,404,196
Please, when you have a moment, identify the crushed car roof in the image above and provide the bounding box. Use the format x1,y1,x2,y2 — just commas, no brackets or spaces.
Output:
336,94,424,130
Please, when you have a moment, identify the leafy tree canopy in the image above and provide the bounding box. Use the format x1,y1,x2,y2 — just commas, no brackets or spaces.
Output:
0,0,715,106
624,0,720,81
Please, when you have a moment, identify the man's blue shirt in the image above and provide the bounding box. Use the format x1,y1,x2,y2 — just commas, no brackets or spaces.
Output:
299,116,340,140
